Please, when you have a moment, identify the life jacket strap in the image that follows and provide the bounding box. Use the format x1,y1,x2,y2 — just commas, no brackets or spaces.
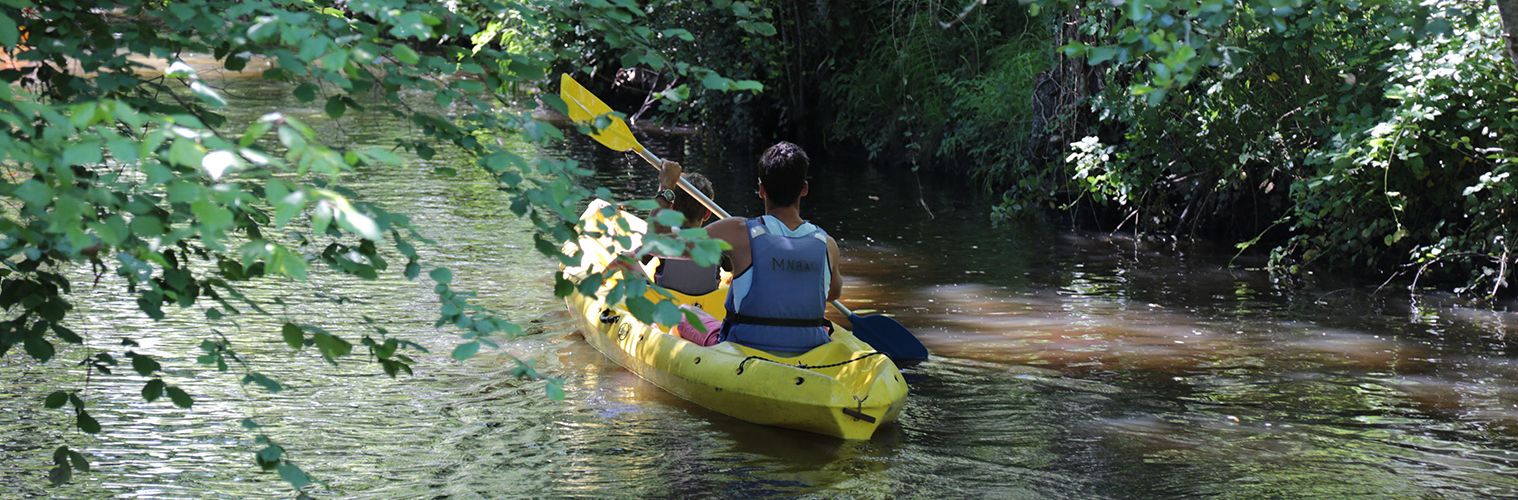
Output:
725,313,831,328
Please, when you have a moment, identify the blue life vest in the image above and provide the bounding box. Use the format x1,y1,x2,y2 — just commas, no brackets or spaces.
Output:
722,216,832,353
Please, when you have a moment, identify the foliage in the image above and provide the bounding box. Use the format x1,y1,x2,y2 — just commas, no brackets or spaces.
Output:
998,0,1517,297
535,0,779,134
0,0,754,494
822,1,1050,171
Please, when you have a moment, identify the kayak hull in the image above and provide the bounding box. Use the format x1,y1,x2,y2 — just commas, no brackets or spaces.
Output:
562,201,907,440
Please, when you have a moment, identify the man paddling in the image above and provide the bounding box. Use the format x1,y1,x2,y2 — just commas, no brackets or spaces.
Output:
659,142,843,354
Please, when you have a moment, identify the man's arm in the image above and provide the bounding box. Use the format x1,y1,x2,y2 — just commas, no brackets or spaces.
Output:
656,160,682,209
825,235,843,302
648,161,680,236
705,216,749,273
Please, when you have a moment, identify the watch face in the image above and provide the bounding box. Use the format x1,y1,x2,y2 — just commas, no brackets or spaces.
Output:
661,189,676,202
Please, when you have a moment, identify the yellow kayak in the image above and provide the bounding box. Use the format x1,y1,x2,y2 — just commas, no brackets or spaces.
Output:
562,200,908,440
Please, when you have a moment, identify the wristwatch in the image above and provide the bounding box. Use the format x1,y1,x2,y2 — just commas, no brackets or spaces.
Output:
658,188,677,204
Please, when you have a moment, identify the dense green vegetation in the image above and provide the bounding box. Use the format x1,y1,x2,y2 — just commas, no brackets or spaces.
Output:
0,0,745,493
1029,0,1518,297
818,1,1050,177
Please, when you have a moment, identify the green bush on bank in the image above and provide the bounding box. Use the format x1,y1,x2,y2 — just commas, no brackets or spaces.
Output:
1010,0,1517,297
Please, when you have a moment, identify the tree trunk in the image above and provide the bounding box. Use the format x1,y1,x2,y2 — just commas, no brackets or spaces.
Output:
1500,0,1518,71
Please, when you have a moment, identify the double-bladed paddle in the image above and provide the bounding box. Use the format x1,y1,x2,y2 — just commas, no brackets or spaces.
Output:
557,73,929,366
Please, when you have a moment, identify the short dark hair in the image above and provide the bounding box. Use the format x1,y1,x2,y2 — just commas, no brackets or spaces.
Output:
672,172,715,224
758,141,809,206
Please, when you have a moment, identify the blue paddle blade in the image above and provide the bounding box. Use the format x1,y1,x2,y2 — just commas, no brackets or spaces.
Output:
849,313,928,367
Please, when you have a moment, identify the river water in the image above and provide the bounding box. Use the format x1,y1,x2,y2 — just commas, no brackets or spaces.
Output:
3,78,1518,498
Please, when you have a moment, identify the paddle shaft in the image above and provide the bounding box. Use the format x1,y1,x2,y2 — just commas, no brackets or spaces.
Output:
630,143,862,320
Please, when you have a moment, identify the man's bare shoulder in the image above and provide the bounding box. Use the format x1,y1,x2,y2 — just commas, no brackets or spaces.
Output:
705,216,748,243
701,215,743,231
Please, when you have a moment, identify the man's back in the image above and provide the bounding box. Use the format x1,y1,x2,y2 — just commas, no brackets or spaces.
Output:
670,141,844,354
707,215,842,303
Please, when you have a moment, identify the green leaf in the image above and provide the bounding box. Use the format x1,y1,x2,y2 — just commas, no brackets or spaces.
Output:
166,386,194,408
107,137,140,164
269,245,308,280
68,451,90,472
653,299,682,326
45,391,68,409
168,139,204,168
23,334,55,362
225,53,249,72
652,209,685,227
429,267,452,285
700,72,733,91
281,323,304,349
359,147,401,165
324,96,346,119
375,338,399,359
277,462,312,489
451,341,480,361
311,200,332,235
625,296,655,323
313,332,352,362
390,44,420,65
334,204,381,240
293,83,317,102
546,378,565,400
63,141,104,167
142,379,165,402
131,354,161,376
0,13,17,49
575,274,603,296
242,373,283,393
14,179,54,209
1088,46,1118,65
661,28,694,41
1423,18,1452,36
298,36,327,61
190,81,228,107
48,463,71,486
739,21,777,36
77,410,101,433
732,80,764,92
256,444,283,469
91,215,129,247
240,121,273,147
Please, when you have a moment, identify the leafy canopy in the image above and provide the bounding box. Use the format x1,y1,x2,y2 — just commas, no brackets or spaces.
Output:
0,0,759,494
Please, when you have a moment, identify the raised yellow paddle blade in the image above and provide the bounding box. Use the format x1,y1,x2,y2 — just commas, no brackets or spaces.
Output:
559,73,641,152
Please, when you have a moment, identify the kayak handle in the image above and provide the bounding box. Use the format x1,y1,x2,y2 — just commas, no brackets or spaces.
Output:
841,407,876,424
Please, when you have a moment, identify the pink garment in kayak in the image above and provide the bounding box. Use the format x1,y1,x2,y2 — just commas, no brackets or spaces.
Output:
675,305,723,346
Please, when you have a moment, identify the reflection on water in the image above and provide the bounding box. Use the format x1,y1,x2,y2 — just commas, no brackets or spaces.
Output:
2,77,1518,497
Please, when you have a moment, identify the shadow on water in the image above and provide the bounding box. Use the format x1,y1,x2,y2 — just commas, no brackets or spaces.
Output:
5,75,1518,497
